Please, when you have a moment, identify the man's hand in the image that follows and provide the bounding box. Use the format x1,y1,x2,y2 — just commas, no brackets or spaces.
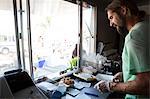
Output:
94,80,110,93
113,72,123,83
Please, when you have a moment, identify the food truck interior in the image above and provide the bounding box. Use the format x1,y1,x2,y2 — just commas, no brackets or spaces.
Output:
0,0,149,98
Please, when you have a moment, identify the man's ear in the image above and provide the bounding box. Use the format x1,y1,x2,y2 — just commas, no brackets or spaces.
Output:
120,6,127,15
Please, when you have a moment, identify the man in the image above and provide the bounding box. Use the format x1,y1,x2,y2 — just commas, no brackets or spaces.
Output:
94,0,150,98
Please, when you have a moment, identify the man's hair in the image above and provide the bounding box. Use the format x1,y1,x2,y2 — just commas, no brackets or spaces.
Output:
105,0,145,18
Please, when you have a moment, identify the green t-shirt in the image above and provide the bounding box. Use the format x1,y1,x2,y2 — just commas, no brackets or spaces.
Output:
122,21,150,99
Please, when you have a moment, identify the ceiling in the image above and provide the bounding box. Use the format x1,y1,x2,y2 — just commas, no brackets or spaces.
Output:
65,0,150,6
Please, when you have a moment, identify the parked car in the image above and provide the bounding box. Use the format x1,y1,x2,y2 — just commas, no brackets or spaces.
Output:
0,42,16,54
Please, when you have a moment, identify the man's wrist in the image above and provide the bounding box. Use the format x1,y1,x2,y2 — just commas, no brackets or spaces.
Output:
109,82,117,92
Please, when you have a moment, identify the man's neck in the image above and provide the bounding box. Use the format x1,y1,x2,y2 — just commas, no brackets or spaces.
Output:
126,16,140,31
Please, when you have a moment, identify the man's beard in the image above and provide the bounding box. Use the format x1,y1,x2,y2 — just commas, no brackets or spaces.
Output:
116,16,128,38
116,26,128,38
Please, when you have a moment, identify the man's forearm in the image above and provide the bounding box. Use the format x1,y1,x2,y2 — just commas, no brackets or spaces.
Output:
110,80,149,95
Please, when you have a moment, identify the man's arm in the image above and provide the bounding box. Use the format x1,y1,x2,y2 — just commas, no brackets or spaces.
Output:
110,71,150,95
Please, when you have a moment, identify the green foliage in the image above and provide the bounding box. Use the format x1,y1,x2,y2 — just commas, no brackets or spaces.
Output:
68,57,78,70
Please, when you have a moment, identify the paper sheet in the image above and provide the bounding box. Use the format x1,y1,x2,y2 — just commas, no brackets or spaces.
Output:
62,94,75,99
67,88,80,96
37,81,57,91
79,81,91,88
95,73,114,81
75,93,91,99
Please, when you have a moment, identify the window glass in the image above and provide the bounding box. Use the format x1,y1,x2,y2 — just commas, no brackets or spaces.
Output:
0,0,96,79
29,0,79,79
82,4,96,56
0,0,18,76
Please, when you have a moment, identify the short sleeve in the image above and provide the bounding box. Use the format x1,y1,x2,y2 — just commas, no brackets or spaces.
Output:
126,31,150,75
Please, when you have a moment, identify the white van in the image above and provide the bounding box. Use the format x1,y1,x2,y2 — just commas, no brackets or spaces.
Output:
0,35,16,54
0,42,16,54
